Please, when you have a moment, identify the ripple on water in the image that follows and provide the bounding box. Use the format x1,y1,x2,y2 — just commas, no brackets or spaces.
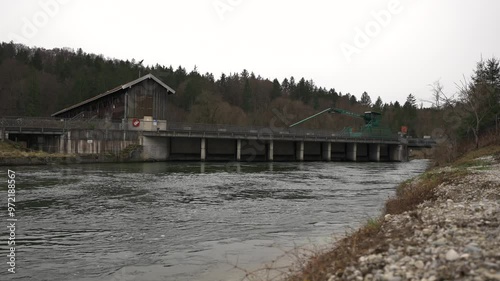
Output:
9,160,429,281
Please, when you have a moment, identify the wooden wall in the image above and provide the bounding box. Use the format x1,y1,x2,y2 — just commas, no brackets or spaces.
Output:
54,79,170,120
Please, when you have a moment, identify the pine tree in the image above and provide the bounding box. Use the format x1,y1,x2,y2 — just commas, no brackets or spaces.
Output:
26,71,41,116
270,79,282,100
360,91,372,107
404,94,417,109
373,96,383,112
243,79,253,112
281,78,290,96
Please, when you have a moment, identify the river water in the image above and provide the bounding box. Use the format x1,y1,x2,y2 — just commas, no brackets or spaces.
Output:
1,160,428,281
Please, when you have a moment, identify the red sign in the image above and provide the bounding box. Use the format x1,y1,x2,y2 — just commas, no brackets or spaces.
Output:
132,118,140,127
401,126,408,134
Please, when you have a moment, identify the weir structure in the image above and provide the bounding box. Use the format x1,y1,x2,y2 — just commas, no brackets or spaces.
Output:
0,118,408,162
0,74,409,162
142,122,407,162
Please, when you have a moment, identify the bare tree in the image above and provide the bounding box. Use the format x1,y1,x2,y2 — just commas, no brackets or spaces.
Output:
428,80,456,109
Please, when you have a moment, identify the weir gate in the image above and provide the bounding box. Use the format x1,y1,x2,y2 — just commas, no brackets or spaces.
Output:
1,117,408,162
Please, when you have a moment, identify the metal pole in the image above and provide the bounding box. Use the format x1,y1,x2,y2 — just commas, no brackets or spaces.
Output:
289,108,332,128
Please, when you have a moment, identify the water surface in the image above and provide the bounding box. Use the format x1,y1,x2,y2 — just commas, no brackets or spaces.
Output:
1,160,428,281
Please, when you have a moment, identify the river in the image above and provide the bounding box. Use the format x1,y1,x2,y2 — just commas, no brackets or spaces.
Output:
1,160,428,281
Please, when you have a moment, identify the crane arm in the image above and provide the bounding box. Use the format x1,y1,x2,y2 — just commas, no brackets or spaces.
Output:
288,108,332,128
330,108,364,119
288,107,364,128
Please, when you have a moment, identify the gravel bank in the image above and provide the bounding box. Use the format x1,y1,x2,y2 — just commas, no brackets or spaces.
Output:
329,156,500,281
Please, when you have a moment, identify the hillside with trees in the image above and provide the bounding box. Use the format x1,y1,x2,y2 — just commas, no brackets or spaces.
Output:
0,42,498,152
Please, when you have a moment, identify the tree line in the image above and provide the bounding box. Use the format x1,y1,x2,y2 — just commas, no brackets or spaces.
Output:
0,42,498,147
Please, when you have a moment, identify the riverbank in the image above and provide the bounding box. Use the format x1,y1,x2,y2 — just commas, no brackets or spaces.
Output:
286,145,500,281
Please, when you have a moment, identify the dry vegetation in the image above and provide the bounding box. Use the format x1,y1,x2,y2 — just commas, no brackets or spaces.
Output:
0,140,69,159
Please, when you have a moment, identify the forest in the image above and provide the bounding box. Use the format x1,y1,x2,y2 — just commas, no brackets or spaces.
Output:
0,41,498,152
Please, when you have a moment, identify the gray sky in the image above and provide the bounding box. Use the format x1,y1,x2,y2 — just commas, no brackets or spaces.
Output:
1,0,499,105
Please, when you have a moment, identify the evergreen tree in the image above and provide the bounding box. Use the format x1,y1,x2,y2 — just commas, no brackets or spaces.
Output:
289,76,296,91
313,93,319,110
403,94,418,136
373,96,383,112
349,94,357,105
457,57,500,147
182,78,202,110
241,69,249,79
360,91,372,106
281,78,290,95
404,94,417,109
243,79,253,112
270,78,282,100
26,71,41,116
0,45,3,65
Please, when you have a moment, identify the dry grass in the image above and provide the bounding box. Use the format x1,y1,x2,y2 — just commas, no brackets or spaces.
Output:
283,216,401,281
0,140,70,159
452,144,500,167
432,132,500,167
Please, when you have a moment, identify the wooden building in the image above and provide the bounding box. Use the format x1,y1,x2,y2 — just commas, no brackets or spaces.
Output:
52,74,176,121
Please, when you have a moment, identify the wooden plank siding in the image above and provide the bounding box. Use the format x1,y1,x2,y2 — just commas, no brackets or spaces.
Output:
53,74,174,120
126,79,169,119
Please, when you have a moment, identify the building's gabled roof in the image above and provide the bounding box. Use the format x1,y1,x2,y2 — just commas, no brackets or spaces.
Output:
51,73,175,117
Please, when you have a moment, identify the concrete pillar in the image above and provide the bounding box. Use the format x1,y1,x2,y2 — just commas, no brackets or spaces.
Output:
296,141,304,161
268,140,274,161
389,144,403,162
346,143,357,162
322,142,331,161
369,143,380,162
200,138,206,161
236,139,241,161
67,131,72,154
141,136,169,161
165,137,170,159
59,135,65,154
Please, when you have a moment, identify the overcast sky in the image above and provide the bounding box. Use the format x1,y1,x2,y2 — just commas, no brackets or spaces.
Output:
1,0,499,105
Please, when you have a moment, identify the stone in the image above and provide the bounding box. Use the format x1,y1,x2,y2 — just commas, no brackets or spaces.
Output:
422,228,432,235
415,260,425,269
465,243,482,253
445,249,460,261
482,271,500,281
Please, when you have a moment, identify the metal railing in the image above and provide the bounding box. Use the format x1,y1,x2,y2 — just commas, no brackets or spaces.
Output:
0,116,124,132
166,122,403,142
407,138,436,147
